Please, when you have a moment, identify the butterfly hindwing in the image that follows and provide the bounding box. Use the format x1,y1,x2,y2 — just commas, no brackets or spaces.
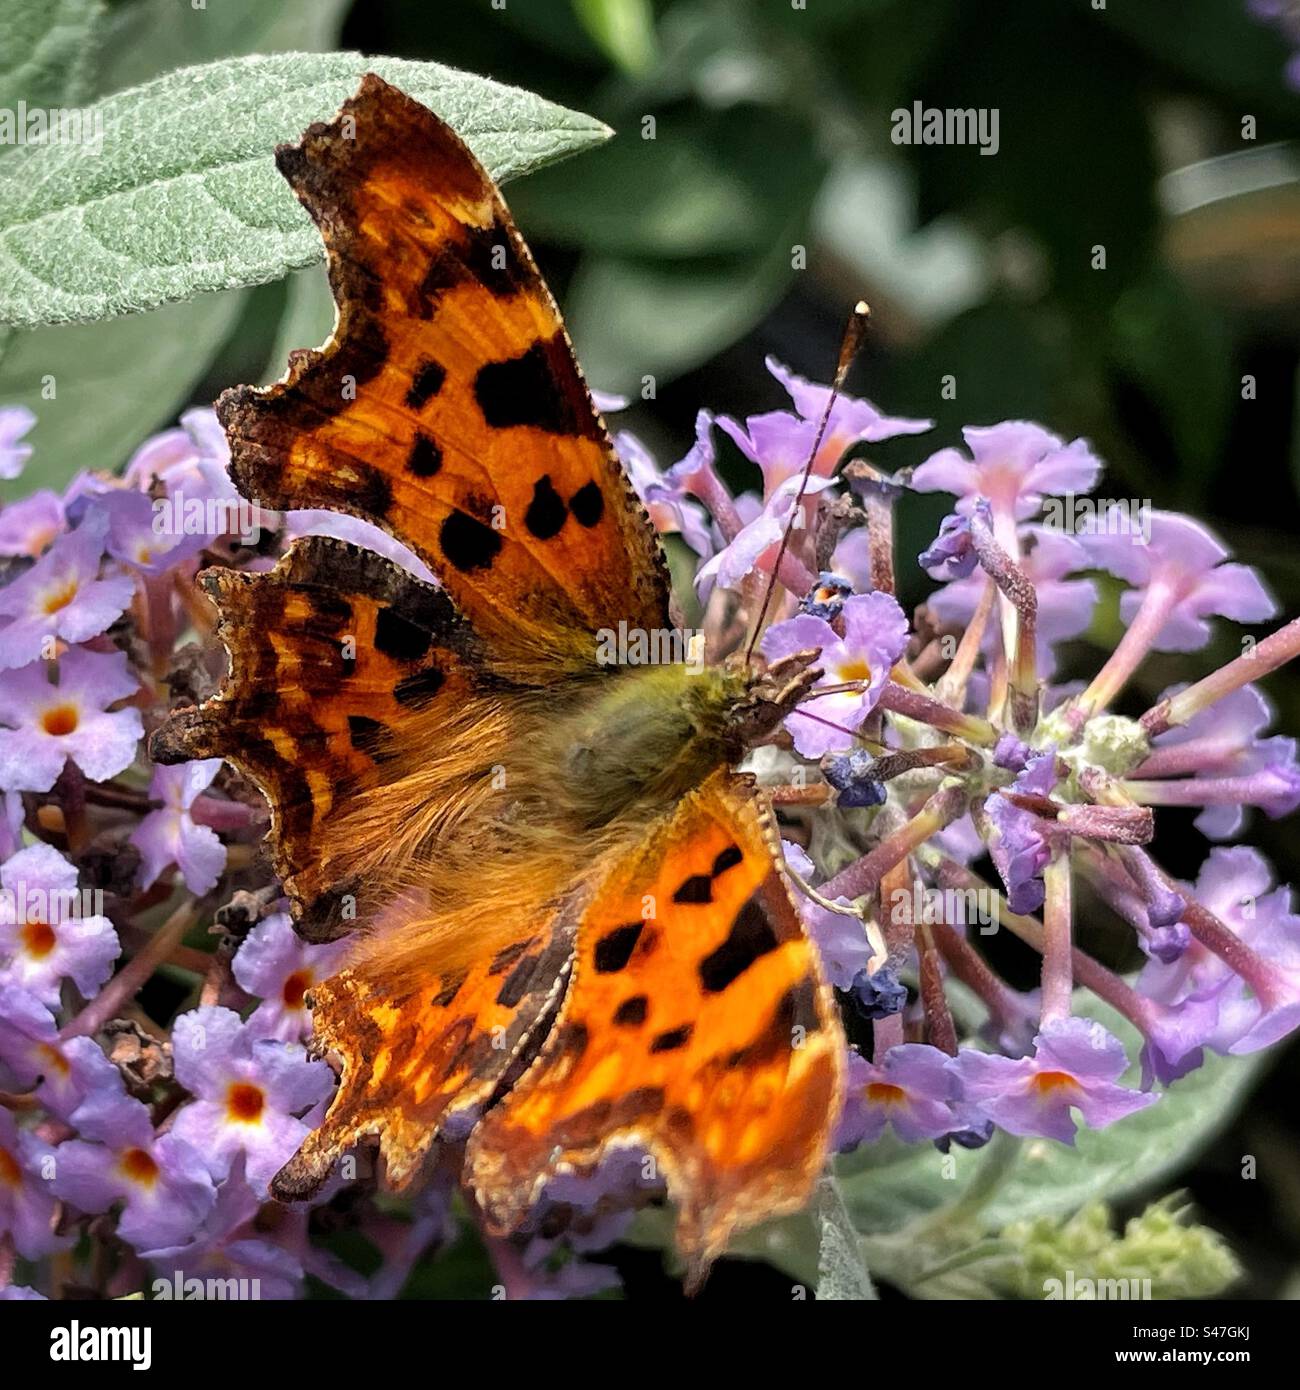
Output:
150,536,482,940
466,770,844,1277
273,912,575,1199
218,74,670,671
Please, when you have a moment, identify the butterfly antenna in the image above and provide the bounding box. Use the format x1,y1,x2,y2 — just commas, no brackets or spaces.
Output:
743,301,872,666
788,706,885,753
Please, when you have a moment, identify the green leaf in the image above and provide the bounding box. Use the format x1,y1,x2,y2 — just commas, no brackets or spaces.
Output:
815,1175,877,1300
259,263,334,385
1108,268,1235,501
478,0,606,68
906,3,1158,306
0,287,246,498
1087,0,1300,127
837,996,1271,1236
0,52,612,328
96,0,351,95
571,0,658,75
831,0,963,116
0,0,103,110
510,105,821,260
567,240,795,394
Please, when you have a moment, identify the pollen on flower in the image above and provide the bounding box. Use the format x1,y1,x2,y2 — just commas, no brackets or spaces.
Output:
1032,1070,1080,1095
41,579,79,615
21,920,57,958
0,1144,22,1188
40,703,79,736
118,1148,160,1187
226,1081,266,1123
281,969,311,1009
865,1081,907,1105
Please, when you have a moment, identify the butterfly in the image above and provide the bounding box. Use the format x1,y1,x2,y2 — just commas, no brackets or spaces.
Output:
151,74,845,1283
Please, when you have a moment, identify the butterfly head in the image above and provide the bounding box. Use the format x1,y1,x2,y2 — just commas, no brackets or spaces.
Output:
723,646,824,751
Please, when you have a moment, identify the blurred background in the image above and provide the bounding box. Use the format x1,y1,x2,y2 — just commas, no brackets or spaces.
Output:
6,0,1300,1297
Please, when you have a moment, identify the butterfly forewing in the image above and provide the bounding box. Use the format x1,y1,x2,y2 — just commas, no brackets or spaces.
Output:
218,74,670,671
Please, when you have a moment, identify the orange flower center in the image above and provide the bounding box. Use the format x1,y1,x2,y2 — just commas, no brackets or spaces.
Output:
37,1043,70,1076
27,526,57,556
226,1081,265,1123
21,920,57,958
41,579,79,615
1033,1069,1080,1095
837,659,872,684
40,704,79,737
281,970,310,1010
119,1147,159,1187
0,1145,21,1188
865,1082,907,1106
818,430,850,471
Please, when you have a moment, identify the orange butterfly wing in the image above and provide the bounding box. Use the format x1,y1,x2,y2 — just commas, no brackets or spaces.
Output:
466,770,844,1280
151,536,483,941
218,74,670,672
158,77,848,1276
274,914,574,1198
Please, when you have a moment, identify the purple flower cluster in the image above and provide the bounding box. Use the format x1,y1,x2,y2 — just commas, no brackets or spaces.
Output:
2,348,1300,1299
0,417,443,1299
625,367,1300,1156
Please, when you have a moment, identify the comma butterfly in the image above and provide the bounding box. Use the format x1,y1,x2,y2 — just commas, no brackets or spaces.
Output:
152,74,845,1283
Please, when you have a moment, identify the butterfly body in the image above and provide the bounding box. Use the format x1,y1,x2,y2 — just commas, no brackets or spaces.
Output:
153,75,844,1279
537,660,749,829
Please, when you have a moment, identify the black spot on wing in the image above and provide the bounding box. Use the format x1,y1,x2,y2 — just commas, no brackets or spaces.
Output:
673,875,713,905
699,896,779,993
649,1024,692,1054
489,939,536,976
414,252,464,317
432,972,466,1009
440,509,502,572
496,953,540,1009
613,995,648,1027
408,433,442,478
393,665,446,707
523,475,568,540
406,359,447,411
473,337,602,438
712,845,744,877
374,607,432,663
346,715,397,764
569,481,604,528
462,220,528,297
594,922,644,974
